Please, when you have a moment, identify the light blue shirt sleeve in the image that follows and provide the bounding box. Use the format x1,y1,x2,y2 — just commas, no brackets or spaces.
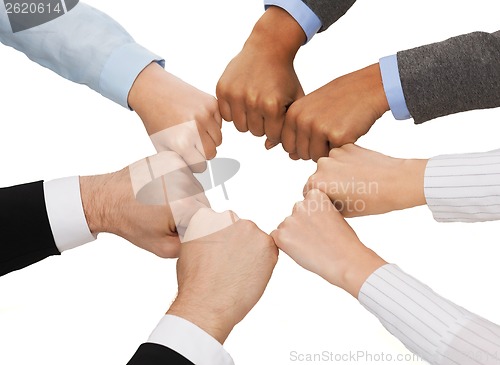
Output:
379,54,411,120
0,2,164,109
265,0,321,43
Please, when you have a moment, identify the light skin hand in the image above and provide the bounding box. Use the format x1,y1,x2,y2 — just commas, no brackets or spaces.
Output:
80,152,210,258
216,6,305,146
167,209,279,344
304,144,428,217
282,64,390,161
272,189,387,298
129,62,223,161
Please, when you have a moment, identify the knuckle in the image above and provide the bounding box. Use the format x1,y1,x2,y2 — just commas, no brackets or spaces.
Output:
328,126,354,147
316,156,330,170
328,148,338,157
306,174,318,188
262,97,281,117
205,97,219,113
205,147,217,160
310,120,324,134
239,218,255,231
176,137,193,154
215,83,227,99
293,201,301,211
245,91,259,109
297,116,313,131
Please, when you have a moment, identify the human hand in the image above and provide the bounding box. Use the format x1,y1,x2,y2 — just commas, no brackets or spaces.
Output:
129,63,222,169
303,144,427,217
282,64,390,161
80,151,210,258
272,189,386,298
216,6,305,146
167,209,279,344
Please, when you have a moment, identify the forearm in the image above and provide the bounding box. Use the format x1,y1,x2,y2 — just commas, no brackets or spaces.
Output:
359,264,500,365
0,2,163,108
425,149,500,223
80,172,133,239
398,30,500,124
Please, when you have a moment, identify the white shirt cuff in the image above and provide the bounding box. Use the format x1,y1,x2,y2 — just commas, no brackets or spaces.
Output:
99,42,165,109
424,149,500,223
148,315,234,365
43,176,96,253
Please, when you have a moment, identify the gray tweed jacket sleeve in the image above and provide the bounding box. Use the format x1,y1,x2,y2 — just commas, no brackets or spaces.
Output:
301,0,356,31
398,31,500,124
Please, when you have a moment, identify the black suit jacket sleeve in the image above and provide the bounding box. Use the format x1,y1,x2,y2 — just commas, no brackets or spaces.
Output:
127,343,194,365
0,180,60,277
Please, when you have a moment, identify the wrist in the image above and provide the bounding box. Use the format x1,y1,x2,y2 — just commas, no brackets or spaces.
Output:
128,62,155,111
167,295,234,344
128,62,168,134
398,158,428,209
334,244,387,298
80,175,105,235
248,6,305,62
80,172,126,237
364,63,390,116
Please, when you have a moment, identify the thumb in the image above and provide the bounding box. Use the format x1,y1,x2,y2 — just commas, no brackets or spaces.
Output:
304,189,334,214
270,229,286,252
265,138,279,150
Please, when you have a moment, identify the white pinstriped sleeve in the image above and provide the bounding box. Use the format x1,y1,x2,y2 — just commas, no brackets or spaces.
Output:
359,264,500,365
424,149,500,222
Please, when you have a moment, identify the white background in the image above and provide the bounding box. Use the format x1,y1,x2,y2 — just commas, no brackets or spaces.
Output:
0,0,500,364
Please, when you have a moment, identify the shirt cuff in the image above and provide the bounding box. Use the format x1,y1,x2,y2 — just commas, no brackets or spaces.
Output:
424,149,500,223
99,42,165,109
43,177,96,253
265,0,321,43
148,315,234,365
379,55,411,120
